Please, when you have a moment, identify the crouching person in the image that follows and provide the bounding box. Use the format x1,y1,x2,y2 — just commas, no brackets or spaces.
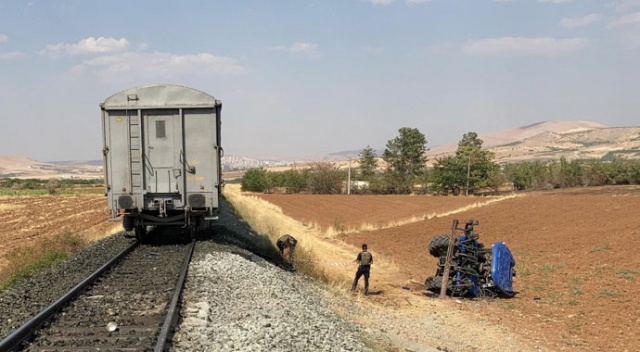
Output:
276,234,297,262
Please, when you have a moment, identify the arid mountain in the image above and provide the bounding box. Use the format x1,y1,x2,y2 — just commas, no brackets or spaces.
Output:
430,120,608,153
426,120,640,163
0,156,102,179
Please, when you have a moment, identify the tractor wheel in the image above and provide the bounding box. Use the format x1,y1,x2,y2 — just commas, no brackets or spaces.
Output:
429,234,452,257
425,276,441,292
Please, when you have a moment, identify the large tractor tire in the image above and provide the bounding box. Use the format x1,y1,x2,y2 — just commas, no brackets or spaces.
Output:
425,276,451,294
429,234,452,257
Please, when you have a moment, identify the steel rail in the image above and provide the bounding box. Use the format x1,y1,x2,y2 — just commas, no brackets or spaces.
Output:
0,241,139,352
154,239,196,352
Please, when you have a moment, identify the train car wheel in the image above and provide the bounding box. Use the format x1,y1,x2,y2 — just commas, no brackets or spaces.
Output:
135,225,147,243
189,224,197,240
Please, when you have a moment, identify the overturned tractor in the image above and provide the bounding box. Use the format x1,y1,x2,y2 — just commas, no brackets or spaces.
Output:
425,219,516,298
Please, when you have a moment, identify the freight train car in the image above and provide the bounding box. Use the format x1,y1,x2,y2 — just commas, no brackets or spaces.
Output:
100,85,222,240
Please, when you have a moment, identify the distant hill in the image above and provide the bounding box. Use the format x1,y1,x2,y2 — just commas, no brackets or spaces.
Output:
427,120,609,157
425,121,640,163
0,156,102,179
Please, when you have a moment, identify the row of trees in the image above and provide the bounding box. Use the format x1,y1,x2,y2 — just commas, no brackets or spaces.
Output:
503,158,640,190
1,178,103,194
241,127,640,195
241,163,346,194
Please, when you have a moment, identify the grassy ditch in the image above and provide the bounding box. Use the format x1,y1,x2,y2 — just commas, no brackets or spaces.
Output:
0,231,87,291
223,184,359,289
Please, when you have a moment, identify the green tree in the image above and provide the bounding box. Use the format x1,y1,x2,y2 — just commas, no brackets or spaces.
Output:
241,168,270,192
581,161,611,186
280,169,307,193
549,157,582,188
504,161,552,190
382,127,428,193
431,132,498,195
429,155,466,195
358,145,378,181
46,179,61,195
456,132,498,193
456,132,484,156
307,162,344,194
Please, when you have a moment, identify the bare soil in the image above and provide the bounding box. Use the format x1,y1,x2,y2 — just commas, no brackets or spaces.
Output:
4,187,639,351
0,195,120,280
256,185,640,352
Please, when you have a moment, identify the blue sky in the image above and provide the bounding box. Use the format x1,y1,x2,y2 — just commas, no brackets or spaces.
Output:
1,0,639,161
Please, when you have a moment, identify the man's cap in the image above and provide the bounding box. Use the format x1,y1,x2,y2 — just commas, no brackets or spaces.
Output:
362,243,368,249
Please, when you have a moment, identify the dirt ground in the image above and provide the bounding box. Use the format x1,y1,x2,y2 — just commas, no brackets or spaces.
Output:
256,186,640,352
3,188,639,351
0,195,120,280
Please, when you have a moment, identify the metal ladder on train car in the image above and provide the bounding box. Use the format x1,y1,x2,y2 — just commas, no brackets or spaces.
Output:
128,114,143,195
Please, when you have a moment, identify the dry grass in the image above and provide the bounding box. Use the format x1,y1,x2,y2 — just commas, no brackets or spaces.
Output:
82,222,123,243
0,210,122,290
0,231,87,290
223,184,403,290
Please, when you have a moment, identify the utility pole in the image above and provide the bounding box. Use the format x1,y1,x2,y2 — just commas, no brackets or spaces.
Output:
347,158,351,195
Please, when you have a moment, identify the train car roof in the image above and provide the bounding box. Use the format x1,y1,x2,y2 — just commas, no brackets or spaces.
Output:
101,84,219,109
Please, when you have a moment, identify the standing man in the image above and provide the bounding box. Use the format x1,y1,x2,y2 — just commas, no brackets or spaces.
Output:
351,243,373,295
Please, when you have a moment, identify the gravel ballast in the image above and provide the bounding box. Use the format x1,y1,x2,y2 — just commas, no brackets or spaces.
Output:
173,250,374,352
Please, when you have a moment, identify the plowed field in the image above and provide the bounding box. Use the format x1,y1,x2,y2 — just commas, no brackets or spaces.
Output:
256,186,640,352
0,195,120,281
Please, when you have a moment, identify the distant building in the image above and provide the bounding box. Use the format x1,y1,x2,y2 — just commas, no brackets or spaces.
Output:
353,181,369,190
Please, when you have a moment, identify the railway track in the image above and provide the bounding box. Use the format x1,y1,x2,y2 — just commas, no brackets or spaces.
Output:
0,233,196,352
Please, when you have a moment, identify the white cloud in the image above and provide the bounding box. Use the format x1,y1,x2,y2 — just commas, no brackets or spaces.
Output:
41,37,129,57
270,42,318,55
610,0,640,13
0,51,25,60
406,0,430,4
560,13,602,28
608,12,640,27
290,42,317,53
0,34,8,43
463,37,589,56
538,0,573,3
70,52,246,81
